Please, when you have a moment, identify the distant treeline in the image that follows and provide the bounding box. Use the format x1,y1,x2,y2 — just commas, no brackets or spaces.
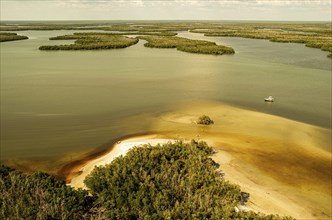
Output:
0,141,294,219
0,22,192,32
190,24,332,58
48,31,176,39
4,21,329,57
0,32,28,42
95,31,177,36
138,36,235,55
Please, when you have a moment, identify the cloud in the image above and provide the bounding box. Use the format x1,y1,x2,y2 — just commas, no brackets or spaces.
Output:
42,0,330,12
8,0,330,6
3,0,331,11
1,0,331,20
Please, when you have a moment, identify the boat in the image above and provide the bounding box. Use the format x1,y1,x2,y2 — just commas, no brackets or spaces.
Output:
264,96,274,102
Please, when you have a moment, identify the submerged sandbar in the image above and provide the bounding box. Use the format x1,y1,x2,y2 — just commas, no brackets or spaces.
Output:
64,101,331,219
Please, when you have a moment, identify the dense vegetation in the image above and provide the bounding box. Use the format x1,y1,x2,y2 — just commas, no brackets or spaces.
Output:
138,36,235,55
190,23,332,58
84,140,292,219
39,33,138,50
4,21,329,56
0,21,191,32
197,115,214,125
1,141,293,219
105,31,177,36
40,32,234,54
0,165,93,219
0,32,28,42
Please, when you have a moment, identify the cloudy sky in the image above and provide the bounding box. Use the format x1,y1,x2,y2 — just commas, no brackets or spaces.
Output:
1,0,331,21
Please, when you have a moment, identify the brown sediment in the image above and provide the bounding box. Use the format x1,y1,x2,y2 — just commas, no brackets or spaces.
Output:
57,101,331,219
206,131,332,192
149,101,331,219
55,131,156,182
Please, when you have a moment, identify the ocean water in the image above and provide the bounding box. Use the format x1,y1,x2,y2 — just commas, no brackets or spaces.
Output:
1,30,331,161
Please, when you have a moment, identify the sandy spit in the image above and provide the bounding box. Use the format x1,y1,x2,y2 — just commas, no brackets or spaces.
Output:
68,135,174,189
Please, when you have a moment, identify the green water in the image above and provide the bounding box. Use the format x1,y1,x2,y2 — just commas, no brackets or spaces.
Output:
0,30,331,161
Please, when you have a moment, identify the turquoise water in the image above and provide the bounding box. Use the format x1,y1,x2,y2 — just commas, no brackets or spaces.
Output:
1,30,331,161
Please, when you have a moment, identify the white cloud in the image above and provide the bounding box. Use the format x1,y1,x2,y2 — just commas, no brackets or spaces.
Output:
1,0,331,20
254,0,331,6
5,0,331,8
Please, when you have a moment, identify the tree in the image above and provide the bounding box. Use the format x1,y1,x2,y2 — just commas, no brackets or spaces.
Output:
197,115,214,125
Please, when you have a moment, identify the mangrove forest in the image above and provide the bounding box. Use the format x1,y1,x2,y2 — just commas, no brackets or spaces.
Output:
1,21,331,57
138,36,235,55
0,32,28,42
39,33,139,50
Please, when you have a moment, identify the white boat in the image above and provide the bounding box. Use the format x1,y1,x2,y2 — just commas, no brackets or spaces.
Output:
264,96,274,102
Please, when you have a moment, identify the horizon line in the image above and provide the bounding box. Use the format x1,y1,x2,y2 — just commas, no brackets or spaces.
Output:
1,19,330,22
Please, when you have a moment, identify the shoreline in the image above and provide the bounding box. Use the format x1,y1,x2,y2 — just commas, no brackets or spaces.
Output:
55,131,156,182
61,101,331,219
68,134,174,189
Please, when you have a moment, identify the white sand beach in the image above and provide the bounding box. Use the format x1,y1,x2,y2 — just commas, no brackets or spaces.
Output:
68,135,174,189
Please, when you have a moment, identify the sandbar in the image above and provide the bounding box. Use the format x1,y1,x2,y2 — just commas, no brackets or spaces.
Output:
66,101,331,219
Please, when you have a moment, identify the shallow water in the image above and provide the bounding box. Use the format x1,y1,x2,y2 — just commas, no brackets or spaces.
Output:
0,30,331,162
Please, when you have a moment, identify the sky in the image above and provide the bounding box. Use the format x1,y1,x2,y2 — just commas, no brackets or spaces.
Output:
0,0,331,21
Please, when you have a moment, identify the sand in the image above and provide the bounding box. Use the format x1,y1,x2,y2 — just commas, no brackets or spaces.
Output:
69,135,174,189
66,101,331,219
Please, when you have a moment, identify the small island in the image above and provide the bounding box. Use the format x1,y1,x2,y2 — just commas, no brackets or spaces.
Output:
190,24,332,58
0,32,28,42
39,33,139,50
197,115,214,125
138,35,235,55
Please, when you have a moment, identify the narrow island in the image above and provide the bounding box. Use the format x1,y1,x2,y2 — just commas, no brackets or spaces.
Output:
39,33,139,50
0,32,28,42
138,35,235,55
190,24,332,58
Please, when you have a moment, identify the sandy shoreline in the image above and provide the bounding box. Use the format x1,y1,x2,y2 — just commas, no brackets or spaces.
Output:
65,101,331,219
68,135,174,189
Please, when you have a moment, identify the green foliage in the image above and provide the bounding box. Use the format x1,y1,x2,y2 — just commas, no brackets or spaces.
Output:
138,36,235,55
85,141,291,219
197,115,214,125
0,21,190,32
39,33,139,50
0,165,93,220
40,32,234,54
1,21,331,57
0,141,294,219
190,23,332,58
85,31,177,36
0,32,17,36
49,31,176,38
0,32,28,42
101,31,177,36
